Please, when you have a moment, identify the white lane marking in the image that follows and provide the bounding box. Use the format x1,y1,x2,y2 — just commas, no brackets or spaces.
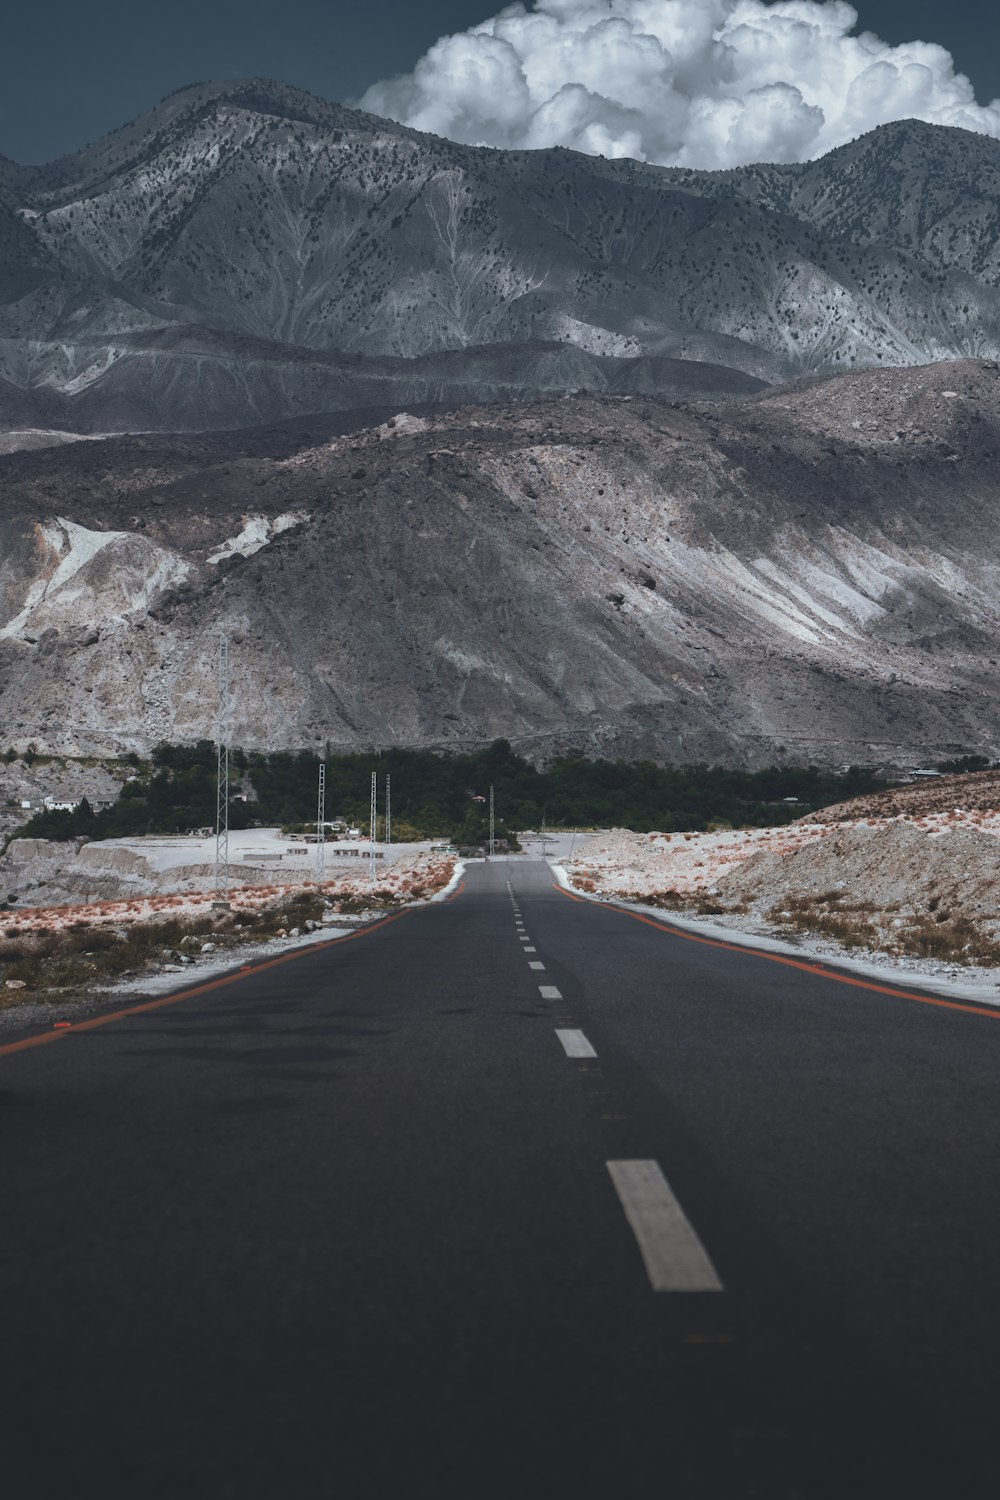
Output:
519,937,530,943
606,1161,723,1294
524,946,536,952
529,960,545,970
539,986,562,1000
556,1029,596,1059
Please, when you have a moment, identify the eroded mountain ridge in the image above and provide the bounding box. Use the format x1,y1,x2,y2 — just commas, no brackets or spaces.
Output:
2,80,1000,431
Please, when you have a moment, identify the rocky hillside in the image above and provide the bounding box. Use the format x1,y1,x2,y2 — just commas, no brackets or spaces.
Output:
2,80,999,431
1,358,998,767
804,769,1000,824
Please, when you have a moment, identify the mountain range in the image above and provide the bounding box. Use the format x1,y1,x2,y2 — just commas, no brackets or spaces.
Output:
2,358,998,767
2,79,1000,433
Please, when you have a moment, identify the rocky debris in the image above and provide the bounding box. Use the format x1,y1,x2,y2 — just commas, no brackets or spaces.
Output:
719,821,1000,921
565,826,830,897
2,361,1000,767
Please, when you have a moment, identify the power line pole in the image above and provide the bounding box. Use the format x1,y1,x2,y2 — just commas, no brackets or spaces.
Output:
214,634,230,901
316,761,326,884
385,773,391,847
489,784,495,860
370,770,377,885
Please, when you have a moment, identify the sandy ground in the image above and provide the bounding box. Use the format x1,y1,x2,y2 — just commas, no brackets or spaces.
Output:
556,816,1000,1004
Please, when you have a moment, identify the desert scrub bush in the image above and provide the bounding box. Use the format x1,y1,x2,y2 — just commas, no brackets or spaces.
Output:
766,899,877,949
638,890,686,910
898,915,1000,965
765,892,1000,965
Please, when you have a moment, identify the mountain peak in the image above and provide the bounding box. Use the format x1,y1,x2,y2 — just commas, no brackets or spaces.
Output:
2,87,1000,434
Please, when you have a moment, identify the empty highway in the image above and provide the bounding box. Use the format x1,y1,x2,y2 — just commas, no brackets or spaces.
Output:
3,857,999,1498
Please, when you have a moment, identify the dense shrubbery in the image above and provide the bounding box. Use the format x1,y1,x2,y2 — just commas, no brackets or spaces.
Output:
15,739,893,844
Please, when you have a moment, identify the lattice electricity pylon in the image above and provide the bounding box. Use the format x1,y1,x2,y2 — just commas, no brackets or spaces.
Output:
316,762,326,884
370,771,377,885
489,784,495,860
385,773,391,847
214,635,230,899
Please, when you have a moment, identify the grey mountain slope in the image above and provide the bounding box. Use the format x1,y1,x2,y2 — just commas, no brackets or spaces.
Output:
2,359,998,767
2,81,1000,431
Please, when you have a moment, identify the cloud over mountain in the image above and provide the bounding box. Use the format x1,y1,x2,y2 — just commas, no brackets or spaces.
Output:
360,0,1000,169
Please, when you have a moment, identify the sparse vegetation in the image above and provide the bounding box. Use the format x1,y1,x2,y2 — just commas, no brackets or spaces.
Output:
763,891,1000,966
0,888,383,1004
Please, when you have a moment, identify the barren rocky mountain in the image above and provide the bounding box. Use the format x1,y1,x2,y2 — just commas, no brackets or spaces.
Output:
2,358,998,766
2,79,999,431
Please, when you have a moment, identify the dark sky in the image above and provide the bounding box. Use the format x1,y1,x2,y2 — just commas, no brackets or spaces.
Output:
2,0,997,164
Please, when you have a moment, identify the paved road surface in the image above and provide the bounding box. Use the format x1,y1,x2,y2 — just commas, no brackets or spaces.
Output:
3,858,1000,1498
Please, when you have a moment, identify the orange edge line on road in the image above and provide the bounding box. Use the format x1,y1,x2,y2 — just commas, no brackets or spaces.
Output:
0,910,410,1061
447,880,466,902
556,885,1000,1021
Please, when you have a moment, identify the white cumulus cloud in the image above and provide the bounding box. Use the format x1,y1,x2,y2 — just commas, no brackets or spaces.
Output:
359,0,1000,168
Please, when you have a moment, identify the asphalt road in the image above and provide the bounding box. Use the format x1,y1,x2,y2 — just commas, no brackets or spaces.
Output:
3,857,1000,1499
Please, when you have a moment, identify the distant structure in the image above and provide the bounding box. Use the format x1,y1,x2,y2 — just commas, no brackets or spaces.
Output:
214,635,230,899
385,773,391,847
370,771,378,884
316,763,326,883
489,785,495,860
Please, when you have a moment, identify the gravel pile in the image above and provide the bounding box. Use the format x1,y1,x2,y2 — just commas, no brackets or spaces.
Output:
719,821,999,920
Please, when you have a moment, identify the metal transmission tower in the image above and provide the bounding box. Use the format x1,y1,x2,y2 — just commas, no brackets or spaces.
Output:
316,762,326,884
370,771,378,885
489,785,495,860
214,635,230,900
385,773,391,847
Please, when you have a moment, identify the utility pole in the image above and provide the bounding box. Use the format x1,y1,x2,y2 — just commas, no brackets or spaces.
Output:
370,771,377,885
489,784,495,860
214,634,230,901
385,773,391,847
316,762,326,884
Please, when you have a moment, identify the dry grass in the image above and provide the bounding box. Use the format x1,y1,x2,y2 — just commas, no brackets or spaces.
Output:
764,892,1000,966
633,890,749,916
0,882,421,1007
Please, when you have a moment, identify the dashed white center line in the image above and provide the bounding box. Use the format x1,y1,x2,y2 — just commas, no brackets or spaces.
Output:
524,945,536,952
539,986,562,1000
606,1161,724,1294
556,1029,596,1059
528,960,546,970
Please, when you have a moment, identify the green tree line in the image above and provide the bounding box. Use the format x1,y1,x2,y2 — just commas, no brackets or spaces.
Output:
13,740,893,845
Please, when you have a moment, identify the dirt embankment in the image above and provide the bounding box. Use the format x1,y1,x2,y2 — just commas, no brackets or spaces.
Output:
564,776,1000,974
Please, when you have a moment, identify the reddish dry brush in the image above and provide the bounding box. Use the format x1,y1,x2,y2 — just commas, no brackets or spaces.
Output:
1,856,460,1003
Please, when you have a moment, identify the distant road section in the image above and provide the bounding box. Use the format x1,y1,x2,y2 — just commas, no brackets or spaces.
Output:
2,857,999,1498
